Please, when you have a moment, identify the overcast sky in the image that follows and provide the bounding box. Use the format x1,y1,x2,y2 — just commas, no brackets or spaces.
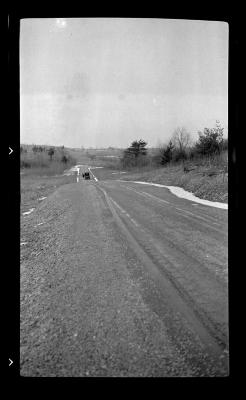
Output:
20,18,228,148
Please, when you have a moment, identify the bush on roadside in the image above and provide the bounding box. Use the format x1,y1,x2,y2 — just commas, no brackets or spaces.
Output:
172,148,188,163
160,141,174,165
195,121,224,156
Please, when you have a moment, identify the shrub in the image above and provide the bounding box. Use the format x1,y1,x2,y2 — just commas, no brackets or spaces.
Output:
160,141,174,165
121,153,137,168
195,121,224,156
172,148,188,162
20,160,31,168
48,147,55,160
61,155,68,164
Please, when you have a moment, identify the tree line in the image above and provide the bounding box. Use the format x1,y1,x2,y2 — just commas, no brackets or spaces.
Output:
122,121,228,168
20,145,73,169
20,145,70,164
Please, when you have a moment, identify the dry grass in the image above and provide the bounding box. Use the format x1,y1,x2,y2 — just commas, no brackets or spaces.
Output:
121,154,228,203
21,162,69,177
21,174,75,214
20,148,77,176
66,148,123,169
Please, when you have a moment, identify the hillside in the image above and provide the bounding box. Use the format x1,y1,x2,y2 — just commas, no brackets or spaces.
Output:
120,161,228,203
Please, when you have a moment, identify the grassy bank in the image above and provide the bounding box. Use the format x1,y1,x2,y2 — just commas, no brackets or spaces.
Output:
20,145,78,213
21,174,75,214
118,156,228,203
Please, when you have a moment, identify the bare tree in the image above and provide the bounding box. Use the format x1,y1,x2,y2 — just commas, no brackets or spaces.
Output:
171,127,192,169
172,127,191,153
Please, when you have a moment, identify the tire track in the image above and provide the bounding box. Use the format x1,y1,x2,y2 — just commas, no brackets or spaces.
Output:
118,183,227,236
110,183,228,286
96,184,229,376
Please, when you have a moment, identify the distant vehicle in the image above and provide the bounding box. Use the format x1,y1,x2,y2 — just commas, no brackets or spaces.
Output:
84,172,90,180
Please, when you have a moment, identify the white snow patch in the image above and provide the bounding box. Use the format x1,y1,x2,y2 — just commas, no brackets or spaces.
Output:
22,208,35,215
89,166,104,169
121,181,228,210
34,222,44,227
64,165,81,175
88,167,98,181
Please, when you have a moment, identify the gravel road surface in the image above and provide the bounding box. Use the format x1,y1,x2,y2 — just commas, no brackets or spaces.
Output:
20,168,228,377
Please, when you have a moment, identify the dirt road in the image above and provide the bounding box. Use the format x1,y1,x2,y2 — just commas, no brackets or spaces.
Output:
20,168,228,376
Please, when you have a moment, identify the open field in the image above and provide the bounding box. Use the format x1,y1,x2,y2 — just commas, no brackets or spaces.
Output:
66,147,123,168
20,145,77,176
